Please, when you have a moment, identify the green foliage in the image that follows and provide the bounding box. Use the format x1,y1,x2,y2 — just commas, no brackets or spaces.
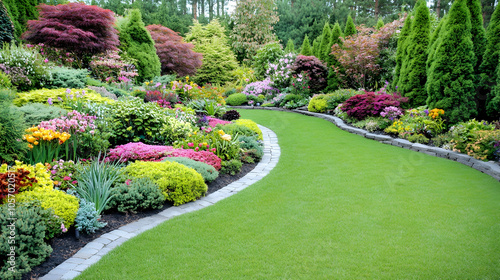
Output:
73,154,124,215
215,123,256,139
426,15,447,79
399,0,431,108
308,89,365,113
407,133,430,144
284,38,295,53
186,20,238,85
300,34,313,56
325,22,343,92
3,0,38,39
13,88,114,107
75,199,107,234
159,116,195,145
0,89,28,163
163,157,219,183
16,189,79,228
0,203,52,280
17,103,68,128
118,9,161,82
394,14,412,90
426,0,477,124
238,135,264,162
20,200,64,240
318,22,332,62
480,3,500,118
0,2,14,48
109,98,168,144
124,161,207,206
376,19,385,29
344,15,357,37
308,96,328,112
312,37,320,58
234,119,263,140
226,93,248,106
108,177,165,213
253,42,284,80
466,0,487,73
48,67,89,89
220,159,243,175
0,71,11,89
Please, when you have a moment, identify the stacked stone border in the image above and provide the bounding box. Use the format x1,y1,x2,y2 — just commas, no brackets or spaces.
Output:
231,106,500,181
40,125,280,280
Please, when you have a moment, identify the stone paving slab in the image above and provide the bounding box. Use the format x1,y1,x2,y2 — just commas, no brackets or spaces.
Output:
40,124,280,280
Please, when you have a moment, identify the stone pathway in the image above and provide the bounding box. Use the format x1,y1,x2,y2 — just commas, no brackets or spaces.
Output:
40,125,280,280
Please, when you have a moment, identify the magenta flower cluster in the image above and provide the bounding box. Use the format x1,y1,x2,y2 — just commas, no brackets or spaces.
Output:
380,106,403,121
242,79,279,97
106,142,222,170
39,110,97,135
207,116,231,128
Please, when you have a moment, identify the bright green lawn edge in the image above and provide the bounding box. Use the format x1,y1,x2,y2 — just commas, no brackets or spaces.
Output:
77,109,500,279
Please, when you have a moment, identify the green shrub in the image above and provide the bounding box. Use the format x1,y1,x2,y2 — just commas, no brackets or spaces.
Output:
221,159,242,175
109,98,168,145
118,9,161,82
238,135,264,162
13,88,115,107
75,199,107,234
215,123,255,138
234,119,263,140
16,189,79,228
253,42,284,79
48,66,88,89
431,133,452,148
226,93,247,106
159,116,195,145
163,157,219,183
17,103,68,127
0,203,53,280
20,200,65,240
124,161,207,206
108,177,165,213
407,133,430,144
0,71,11,88
0,89,28,163
308,96,328,112
153,75,177,85
280,94,303,107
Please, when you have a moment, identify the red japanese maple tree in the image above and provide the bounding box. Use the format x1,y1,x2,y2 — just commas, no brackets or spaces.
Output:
146,24,202,77
22,3,118,62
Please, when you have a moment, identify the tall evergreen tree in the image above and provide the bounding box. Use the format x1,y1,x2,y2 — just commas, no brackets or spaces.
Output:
344,15,357,37
325,22,343,92
466,0,487,73
318,21,332,62
479,2,500,118
118,9,161,82
376,18,385,29
284,38,295,53
3,0,38,39
393,14,412,90
0,1,14,47
426,15,447,76
426,0,477,124
312,37,321,58
486,58,500,119
300,34,313,56
400,0,431,107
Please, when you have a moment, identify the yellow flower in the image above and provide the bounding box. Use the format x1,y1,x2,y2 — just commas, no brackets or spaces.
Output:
218,130,225,136
221,134,231,141
32,131,42,138
28,144,33,149
34,141,39,145
26,135,36,143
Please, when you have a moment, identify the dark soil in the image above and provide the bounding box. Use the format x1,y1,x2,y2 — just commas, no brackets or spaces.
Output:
23,162,258,280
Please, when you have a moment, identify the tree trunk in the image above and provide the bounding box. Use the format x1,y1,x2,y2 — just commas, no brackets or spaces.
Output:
209,0,213,20
217,0,220,17
221,0,224,16
436,0,441,18
201,0,205,18
192,0,197,19
375,0,379,20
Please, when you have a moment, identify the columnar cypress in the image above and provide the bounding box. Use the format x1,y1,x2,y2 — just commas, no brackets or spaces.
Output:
318,22,332,62
312,37,320,57
325,22,343,92
300,34,313,56
119,9,161,82
393,14,412,90
426,0,477,124
487,58,500,119
0,1,14,47
426,15,447,76
479,3,500,118
376,19,384,29
344,15,356,37
284,38,295,53
400,0,430,107
466,0,487,73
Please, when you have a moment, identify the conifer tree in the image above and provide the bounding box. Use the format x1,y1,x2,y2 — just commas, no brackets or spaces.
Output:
284,38,295,53
318,22,332,62
4,0,38,39
487,61,500,119
0,1,14,47
300,34,313,56
325,22,343,92
393,14,412,90
119,9,161,82
376,19,384,29
312,37,320,57
479,3,500,118
344,15,357,37
426,0,477,124
426,15,447,76
400,0,430,107
466,0,487,73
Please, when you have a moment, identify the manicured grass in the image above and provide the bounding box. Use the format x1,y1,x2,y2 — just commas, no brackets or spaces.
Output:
77,110,500,279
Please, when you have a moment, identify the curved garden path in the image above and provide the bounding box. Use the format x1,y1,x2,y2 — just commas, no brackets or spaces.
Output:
65,110,499,279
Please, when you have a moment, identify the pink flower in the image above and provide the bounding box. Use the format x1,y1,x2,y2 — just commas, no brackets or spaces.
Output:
51,170,57,175
188,143,194,147
125,179,132,186
195,147,199,151
44,58,49,63
63,176,71,181
72,180,77,184
61,223,67,233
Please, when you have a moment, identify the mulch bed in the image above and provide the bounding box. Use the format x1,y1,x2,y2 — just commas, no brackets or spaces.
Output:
23,162,257,280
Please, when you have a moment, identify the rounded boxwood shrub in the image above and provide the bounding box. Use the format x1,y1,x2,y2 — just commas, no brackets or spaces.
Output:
163,157,219,182
308,95,328,112
234,119,263,140
124,161,207,206
226,93,247,106
108,177,165,213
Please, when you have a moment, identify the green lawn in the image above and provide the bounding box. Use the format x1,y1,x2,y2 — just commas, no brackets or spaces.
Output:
77,109,500,279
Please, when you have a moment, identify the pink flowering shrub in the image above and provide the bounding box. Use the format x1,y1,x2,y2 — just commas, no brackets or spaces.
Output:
380,106,403,121
39,110,96,135
207,116,231,128
107,142,222,170
242,79,279,98
90,50,138,83
341,91,408,120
